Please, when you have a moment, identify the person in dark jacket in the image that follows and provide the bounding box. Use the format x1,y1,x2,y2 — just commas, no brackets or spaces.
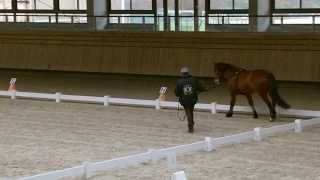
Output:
175,66,206,133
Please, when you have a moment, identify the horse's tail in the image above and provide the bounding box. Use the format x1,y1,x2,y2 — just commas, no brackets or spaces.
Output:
267,74,291,109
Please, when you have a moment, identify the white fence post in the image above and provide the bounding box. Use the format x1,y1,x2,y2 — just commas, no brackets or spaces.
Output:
172,171,187,180
155,99,161,110
211,102,217,114
205,137,214,152
167,152,177,169
295,119,303,133
55,92,61,103
104,96,110,106
254,127,262,141
10,90,16,100
82,162,91,180
148,149,159,164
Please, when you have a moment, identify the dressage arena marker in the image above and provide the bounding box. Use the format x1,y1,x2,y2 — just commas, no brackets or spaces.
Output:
0,90,318,179
8,78,17,92
159,87,168,101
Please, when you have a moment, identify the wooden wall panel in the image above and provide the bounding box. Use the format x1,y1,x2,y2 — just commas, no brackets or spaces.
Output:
0,31,319,82
80,46,103,72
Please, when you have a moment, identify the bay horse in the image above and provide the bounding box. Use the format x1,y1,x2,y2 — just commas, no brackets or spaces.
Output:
213,62,290,121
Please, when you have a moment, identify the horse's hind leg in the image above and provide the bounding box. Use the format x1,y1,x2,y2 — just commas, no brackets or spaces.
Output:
226,94,236,117
246,94,258,119
259,92,276,121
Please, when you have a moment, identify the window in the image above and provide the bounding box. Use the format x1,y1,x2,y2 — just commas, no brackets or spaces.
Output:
58,13,87,23
17,0,54,10
0,0,87,23
0,13,14,22
274,0,320,10
59,0,87,10
275,0,300,9
208,14,249,24
210,0,248,11
211,0,233,10
110,0,153,10
303,0,320,8
272,0,320,24
207,0,249,25
0,0,12,9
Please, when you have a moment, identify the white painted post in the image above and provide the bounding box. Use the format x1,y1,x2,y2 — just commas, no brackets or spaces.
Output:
82,162,91,180
104,96,110,106
167,152,177,169
148,149,159,164
155,99,161,110
172,171,187,180
254,127,262,141
211,102,217,114
55,92,61,103
205,137,215,152
295,119,303,133
10,90,16,100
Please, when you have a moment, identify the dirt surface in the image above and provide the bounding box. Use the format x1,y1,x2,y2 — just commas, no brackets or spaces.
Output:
89,126,320,180
0,70,318,180
0,98,292,179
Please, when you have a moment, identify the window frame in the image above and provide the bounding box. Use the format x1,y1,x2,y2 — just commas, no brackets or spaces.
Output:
17,0,54,10
0,0,87,14
107,0,157,15
205,0,249,14
59,0,87,11
272,0,320,13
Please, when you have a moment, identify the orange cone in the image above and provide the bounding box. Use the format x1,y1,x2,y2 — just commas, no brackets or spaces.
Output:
159,87,167,101
8,78,17,92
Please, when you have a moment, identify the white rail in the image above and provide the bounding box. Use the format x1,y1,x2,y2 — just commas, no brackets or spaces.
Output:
19,165,84,180
0,90,319,118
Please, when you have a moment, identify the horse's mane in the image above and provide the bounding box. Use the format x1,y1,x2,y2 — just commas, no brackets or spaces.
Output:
215,62,245,72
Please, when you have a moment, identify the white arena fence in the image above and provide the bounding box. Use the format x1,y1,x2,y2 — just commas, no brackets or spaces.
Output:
17,118,320,180
0,90,318,180
0,90,319,118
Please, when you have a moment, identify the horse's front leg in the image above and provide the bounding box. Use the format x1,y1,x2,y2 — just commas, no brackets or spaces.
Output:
226,94,237,117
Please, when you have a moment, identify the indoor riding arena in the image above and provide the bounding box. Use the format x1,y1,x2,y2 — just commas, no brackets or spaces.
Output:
0,0,320,180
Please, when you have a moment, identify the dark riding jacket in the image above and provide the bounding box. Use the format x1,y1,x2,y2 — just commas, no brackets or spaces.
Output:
175,73,206,107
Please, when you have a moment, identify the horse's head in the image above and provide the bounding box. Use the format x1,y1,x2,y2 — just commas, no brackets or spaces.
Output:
213,62,240,85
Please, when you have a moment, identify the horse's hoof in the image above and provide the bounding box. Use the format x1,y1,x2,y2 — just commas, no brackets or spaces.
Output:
226,113,233,118
253,114,258,119
269,118,275,122
188,129,194,133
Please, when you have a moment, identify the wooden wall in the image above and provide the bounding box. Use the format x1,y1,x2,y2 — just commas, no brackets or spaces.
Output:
0,31,319,82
